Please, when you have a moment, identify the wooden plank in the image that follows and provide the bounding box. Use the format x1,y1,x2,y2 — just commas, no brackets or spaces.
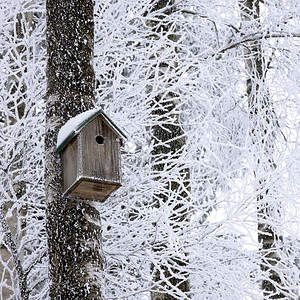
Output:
81,116,121,183
70,178,120,202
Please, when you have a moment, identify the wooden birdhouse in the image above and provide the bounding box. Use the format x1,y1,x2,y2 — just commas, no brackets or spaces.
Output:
56,108,126,202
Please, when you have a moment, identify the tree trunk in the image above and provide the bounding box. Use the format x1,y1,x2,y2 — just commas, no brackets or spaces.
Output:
46,1,104,298
147,1,190,299
240,1,286,298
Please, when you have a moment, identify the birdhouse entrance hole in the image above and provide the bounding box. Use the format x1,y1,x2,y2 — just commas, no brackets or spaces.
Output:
95,135,104,145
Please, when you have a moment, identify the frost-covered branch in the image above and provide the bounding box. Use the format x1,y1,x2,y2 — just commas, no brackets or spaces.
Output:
0,205,28,299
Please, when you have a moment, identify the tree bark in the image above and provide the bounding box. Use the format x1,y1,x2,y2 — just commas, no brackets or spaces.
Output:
240,1,286,298
46,1,104,299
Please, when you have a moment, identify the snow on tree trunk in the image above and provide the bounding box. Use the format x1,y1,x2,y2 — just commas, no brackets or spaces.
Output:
45,1,104,298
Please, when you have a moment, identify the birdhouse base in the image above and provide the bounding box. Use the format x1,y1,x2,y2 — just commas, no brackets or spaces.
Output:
63,177,121,202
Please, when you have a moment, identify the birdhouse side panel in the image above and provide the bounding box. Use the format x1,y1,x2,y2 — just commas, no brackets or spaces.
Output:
80,117,121,183
61,137,79,194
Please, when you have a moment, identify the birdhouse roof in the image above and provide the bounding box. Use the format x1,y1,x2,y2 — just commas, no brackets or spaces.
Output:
56,108,126,153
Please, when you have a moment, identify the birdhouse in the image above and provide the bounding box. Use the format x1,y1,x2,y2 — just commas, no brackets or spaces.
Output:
56,108,126,202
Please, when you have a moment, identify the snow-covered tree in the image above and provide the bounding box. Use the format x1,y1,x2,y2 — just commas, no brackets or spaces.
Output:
94,0,300,299
0,1,47,299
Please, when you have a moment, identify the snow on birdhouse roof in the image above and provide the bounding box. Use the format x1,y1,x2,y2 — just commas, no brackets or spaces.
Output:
56,108,126,153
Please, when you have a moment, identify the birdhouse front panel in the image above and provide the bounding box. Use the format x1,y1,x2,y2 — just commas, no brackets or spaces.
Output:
80,116,121,184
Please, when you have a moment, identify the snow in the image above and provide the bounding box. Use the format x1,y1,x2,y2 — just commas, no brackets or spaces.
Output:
56,108,100,149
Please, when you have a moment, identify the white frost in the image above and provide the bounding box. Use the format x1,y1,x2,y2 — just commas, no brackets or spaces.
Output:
56,108,100,149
